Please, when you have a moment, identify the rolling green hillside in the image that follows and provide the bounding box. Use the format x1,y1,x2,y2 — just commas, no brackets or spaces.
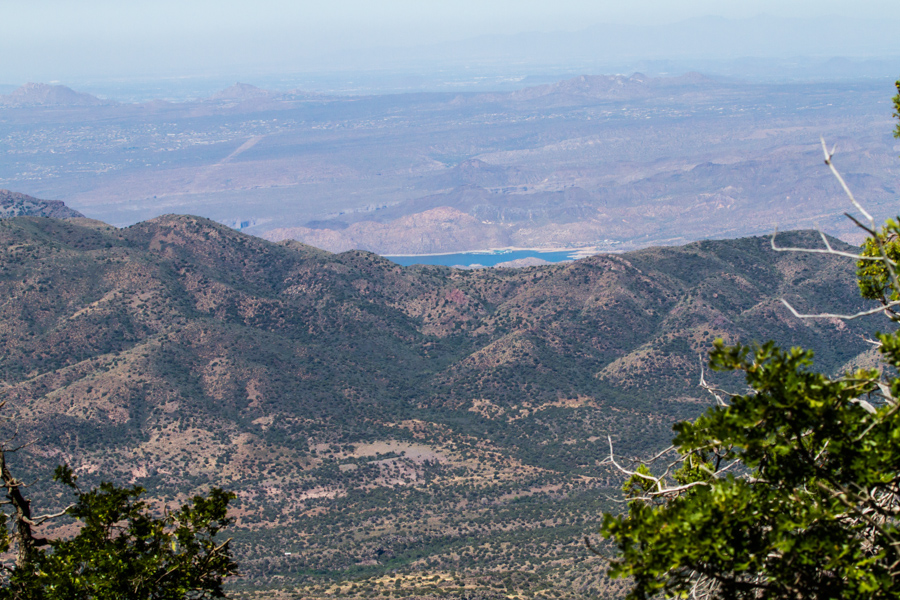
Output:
0,215,876,598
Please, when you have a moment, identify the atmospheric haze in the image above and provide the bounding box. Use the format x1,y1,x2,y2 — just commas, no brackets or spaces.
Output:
2,1,900,257
2,1,900,86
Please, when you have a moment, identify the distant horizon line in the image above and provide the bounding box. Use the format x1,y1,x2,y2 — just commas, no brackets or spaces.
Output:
4,11,900,91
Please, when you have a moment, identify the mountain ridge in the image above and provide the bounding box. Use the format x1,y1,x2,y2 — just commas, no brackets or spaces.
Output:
0,189,84,219
0,214,877,596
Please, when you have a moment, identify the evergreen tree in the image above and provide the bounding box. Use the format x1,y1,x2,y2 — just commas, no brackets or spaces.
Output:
597,86,900,600
0,456,237,599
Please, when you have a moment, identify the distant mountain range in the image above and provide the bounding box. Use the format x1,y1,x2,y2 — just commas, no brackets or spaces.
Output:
473,72,717,106
204,82,323,109
0,81,319,109
3,73,891,258
4,14,900,89
350,15,900,75
0,74,701,109
0,212,876,596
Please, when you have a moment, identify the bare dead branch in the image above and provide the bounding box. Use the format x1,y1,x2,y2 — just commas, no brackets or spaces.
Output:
850,398,878,414
780,297,900,321
816,481,900,551
603,436,660,484
770,228,885,262
0,424,21,449
699,358,734,406
768,143,900,323
24,504,75,526
856,401,900,442
844,212,877,237
642,444,677,465
601,493,631,505
875,382,896,406
821,139,870,219
822,138,900,298
647,480,710,497
4,439,36,455
584,535,603,556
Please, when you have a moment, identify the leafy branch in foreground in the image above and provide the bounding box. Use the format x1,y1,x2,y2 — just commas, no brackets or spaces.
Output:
596,116,900,598
600,340,898,599
0,454,238,599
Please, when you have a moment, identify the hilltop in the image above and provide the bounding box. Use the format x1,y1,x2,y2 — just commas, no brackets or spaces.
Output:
0,190,84,219
0,83,109,107
472,72,717,106
0,215,875,597
208,82,278,102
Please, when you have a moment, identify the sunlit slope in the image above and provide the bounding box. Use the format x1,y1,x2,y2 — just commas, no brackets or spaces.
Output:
0,215,873,594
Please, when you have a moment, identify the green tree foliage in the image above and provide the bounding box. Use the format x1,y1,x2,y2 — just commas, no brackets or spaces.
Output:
600,340,899,599
858,216,900,314
0,460,237,599
893,80,900,139
598,105,900,599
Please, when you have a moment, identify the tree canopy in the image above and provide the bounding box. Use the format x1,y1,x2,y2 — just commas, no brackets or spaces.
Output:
0,458,238,599
600,339,899,599
598,90,900,600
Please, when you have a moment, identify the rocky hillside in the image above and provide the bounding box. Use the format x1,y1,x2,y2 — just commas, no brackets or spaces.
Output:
0,215,876,598
0,190,84,219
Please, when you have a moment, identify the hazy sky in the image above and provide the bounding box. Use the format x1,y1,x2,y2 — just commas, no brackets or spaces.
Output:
2,0,898,83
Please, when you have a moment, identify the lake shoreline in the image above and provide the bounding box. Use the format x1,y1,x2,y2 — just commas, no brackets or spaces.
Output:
381,245,601,258
382,246,610,268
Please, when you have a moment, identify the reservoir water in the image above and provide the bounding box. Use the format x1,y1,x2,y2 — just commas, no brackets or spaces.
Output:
384,249,582,268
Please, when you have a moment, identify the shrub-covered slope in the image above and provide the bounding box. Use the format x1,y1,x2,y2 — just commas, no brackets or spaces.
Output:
0,215,874,597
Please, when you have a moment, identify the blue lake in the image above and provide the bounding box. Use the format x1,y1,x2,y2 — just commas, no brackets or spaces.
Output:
384,249,581,268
